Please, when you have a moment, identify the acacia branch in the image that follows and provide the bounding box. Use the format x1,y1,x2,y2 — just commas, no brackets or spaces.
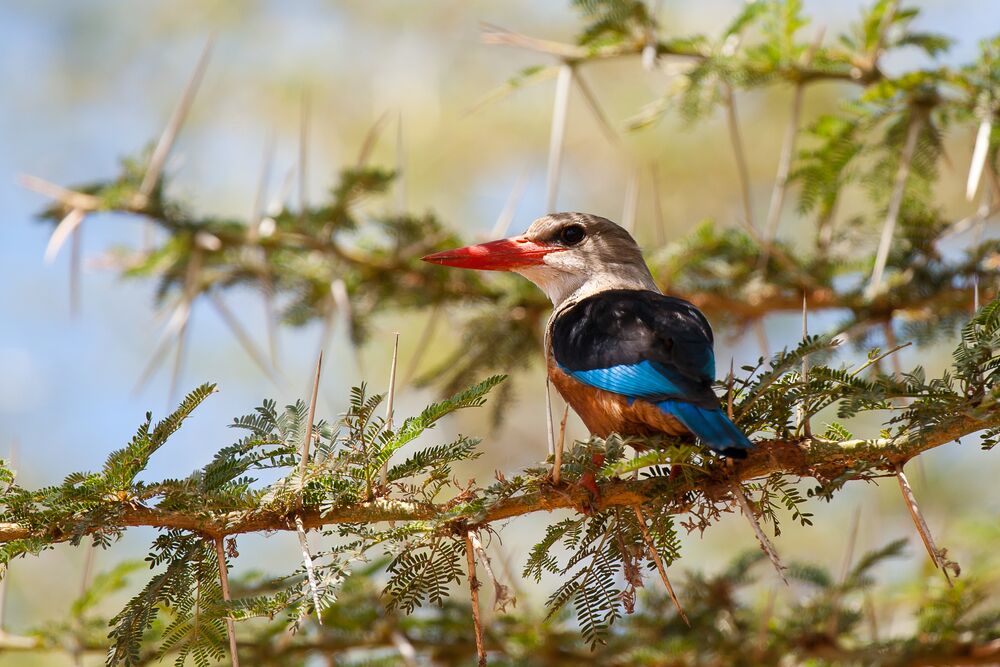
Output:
0,413,989,546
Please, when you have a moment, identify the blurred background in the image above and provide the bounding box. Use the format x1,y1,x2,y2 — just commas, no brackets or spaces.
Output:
2,1,999,663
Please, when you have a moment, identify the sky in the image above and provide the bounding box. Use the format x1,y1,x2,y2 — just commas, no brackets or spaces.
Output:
1,0,999,650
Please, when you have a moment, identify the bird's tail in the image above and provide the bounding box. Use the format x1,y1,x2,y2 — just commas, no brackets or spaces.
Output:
656,400,752,459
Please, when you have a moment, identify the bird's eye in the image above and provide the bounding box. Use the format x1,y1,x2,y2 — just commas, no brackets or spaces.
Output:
559,224,586,246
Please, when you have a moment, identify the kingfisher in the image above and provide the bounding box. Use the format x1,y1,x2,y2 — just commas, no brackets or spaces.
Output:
422,212,752,459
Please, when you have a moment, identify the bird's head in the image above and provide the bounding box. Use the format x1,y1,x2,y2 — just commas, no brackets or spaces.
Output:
422,212,658,306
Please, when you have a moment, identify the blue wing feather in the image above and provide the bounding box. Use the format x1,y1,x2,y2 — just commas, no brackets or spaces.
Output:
567,360,684,398
563,359,751,455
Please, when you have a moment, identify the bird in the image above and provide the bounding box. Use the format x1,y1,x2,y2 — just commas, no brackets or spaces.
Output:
422,212,752,459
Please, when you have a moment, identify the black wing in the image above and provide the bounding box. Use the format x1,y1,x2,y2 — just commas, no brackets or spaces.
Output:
550,289,718,408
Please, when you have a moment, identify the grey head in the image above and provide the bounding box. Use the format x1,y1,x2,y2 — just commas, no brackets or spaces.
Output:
515,212,659,308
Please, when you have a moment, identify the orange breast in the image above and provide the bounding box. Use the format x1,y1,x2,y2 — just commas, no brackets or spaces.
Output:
546,354,688,441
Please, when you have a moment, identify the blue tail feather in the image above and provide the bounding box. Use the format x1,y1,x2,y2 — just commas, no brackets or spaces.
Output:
657,400,752,457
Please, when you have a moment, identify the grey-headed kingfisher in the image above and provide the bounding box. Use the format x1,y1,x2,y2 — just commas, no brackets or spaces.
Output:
422,212,752,458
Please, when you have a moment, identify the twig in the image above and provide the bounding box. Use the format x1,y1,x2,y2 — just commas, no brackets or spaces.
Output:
895,464,958,585
379,333,400,491
553,405,569,485
213,536,240,667
464,531,487,666
632,504,689,626
294,516,323,624
469,530,516,612
139,36,214,199
866,111,925,300
734,486,788,586
722,83,755,231
299,351,324,487
546,64,573,213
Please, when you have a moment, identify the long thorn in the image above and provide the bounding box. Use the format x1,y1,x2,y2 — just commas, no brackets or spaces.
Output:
544,376,556,459
299,351,324,489
622,167,639,234
723,83,755,231
490,170,529,239
390,631,418,667
469,530,516,612
379,333,400,491
759,28,823,268
132,299,190,394
753,319,770,359
294,516,324,624
250,131,280,367
140,36,215,199
298,92,310,218
402,303,441,385
356,110,392,168
649,162,667,247
866,111,924,300
553,405,569,485
967,116,992,201
633,504,689,626
799,293,811,436
395,110,406,214
168,307,191,407
734,486,788,586
168,248,203,405
208,292,282,384
545,64,573,213
828,506,861,636
69,223,82,318
464,531,487,667
895,464,957,585
250,130,275,234
759,84,806,267
727,358,735,421
44,207,86,265
18,175,100,211
573,70,620,149
213,536,240,667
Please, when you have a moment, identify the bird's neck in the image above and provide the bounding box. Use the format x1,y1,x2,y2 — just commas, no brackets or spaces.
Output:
533,269,660,314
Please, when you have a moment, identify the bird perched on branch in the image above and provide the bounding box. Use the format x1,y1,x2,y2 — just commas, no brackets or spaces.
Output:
423,212,752,459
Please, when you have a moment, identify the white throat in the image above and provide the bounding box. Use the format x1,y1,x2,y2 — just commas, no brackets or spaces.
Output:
515,259,660,310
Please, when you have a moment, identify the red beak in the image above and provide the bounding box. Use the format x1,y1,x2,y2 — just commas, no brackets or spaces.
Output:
421,237,562,271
